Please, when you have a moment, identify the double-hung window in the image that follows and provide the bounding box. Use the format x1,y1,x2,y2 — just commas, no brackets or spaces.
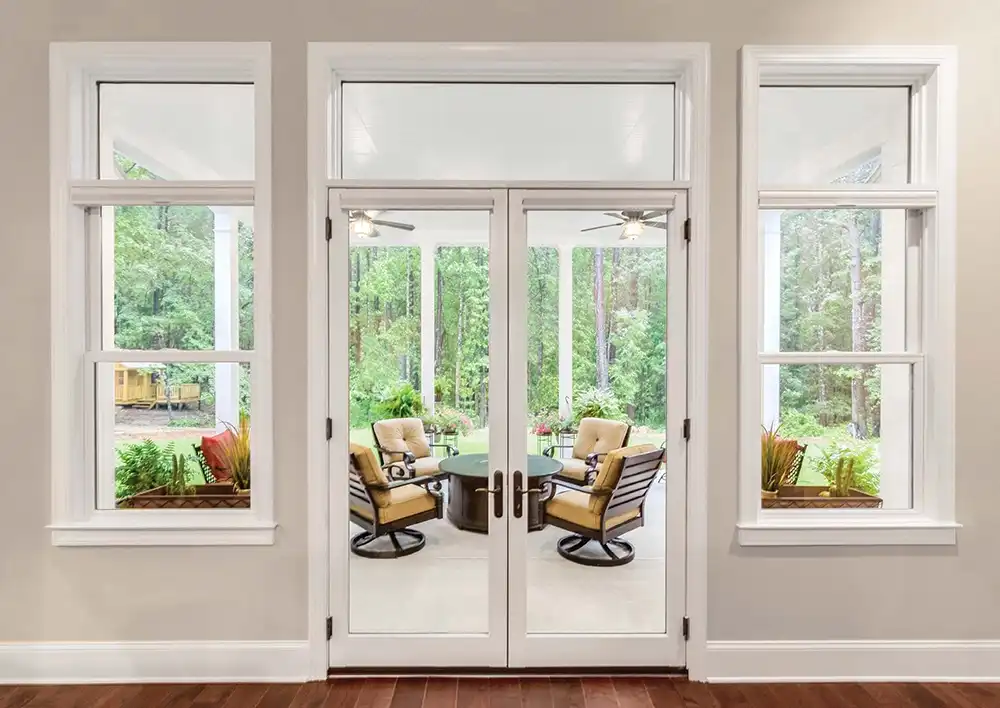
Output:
738,46,958,545
49,43,273,545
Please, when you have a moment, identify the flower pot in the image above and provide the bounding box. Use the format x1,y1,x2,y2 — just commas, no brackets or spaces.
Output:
760,489,778,501
761,485,882,509
117,483,251,509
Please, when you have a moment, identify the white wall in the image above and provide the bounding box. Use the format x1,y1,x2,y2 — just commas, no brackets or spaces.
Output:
0,0,997,654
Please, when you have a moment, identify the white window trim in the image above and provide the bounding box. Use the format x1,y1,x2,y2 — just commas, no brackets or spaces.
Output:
738,45,958,546
305,41,710,680
49,42,274,546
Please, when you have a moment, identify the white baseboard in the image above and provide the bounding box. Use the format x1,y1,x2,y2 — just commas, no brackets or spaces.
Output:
0,640,311,685
706,640,1000,683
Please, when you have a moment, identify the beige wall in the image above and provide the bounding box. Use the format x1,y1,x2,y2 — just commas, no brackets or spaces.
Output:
0,0,997,644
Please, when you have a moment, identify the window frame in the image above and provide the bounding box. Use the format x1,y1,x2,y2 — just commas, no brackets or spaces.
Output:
738,46,958,546
49,42,274,546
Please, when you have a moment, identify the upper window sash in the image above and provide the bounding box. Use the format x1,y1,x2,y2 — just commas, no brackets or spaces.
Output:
738,46,957,546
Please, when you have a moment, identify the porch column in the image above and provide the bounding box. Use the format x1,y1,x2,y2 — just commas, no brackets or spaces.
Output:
761,210,782,429
558,245,574,419
213,208,240,432
420,243,436,413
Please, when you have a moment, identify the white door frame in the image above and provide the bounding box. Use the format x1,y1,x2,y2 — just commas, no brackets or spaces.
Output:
305,42,711,679
507,189,688,668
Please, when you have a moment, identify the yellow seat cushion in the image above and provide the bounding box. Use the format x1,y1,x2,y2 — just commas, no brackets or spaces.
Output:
571,417,630,461
589,443,656,514
378,485,437,524
412,456,444,476
349,442,391,507
373,418,432,462
556,457,591,482
545,489,639,531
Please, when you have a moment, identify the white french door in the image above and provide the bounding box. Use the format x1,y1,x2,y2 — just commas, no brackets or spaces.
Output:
327,187,687,669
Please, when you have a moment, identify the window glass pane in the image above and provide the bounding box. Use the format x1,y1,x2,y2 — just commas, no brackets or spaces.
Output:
341,83,675,180
761,208,914,354
759,87,909,184
760,363,912,511
102,205,254,351
98,83,254,180
100,361,252,510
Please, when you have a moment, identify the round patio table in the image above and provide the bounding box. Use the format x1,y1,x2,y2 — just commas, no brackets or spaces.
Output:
439,453,563,533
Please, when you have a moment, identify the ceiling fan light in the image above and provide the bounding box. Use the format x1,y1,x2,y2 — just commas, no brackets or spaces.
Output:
352,216,375,238
622,220,644,240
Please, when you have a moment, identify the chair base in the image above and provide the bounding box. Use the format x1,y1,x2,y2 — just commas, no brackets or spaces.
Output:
556,534,635,567
351,529,426,559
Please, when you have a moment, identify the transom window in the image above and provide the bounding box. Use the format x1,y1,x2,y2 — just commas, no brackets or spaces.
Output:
738,47,957,546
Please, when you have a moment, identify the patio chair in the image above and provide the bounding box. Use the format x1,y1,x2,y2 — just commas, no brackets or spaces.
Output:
543,417,631,486
371,417,458,479
348,442,444,559
541,444,662,567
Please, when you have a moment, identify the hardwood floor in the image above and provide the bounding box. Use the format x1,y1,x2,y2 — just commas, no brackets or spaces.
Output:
1,678,998,707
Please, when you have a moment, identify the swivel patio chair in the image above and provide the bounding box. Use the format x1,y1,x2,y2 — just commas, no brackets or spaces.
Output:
543,417,631,486
542,443,662,567
372,417,458,479
349,442,444,559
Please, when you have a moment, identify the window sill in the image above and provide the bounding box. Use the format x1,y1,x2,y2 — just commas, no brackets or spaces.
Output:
49,520,277,546
737,520,960,547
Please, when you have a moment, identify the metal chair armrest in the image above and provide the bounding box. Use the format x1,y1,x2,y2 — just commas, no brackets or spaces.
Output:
428,443,459,457
543,444,575,458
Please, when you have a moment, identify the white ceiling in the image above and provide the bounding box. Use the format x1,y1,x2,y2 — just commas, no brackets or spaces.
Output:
102,81,908,190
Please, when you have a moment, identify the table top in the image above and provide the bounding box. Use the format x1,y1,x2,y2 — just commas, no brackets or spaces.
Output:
438,453,563,478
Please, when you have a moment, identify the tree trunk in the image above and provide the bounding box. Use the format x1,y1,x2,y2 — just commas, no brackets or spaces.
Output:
847,221,868,438
352,250,362,362
608,248,621,366
594,247,610,390
435,247,444,367
455,288,463,408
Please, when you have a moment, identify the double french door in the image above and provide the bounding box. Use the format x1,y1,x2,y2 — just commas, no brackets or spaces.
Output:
327,187,688,669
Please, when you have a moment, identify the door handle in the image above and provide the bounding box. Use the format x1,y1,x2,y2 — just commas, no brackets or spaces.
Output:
475,470,504,518
512,470,541,519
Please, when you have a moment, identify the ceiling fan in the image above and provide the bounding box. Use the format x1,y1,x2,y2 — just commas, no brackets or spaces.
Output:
349,210,416,238
580,210,667,240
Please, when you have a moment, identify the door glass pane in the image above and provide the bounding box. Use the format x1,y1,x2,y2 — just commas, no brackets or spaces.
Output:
346,209,493,634
524,209,669,634
759,86,910,185
341,83,675,180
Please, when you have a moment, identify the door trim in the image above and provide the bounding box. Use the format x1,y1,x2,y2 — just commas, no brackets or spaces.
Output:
305,41,711,680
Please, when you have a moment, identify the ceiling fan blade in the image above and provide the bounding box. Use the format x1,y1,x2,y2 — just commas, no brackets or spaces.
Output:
371,219,416,231
602,212,627,221
580,223,621,232
644,221,668,230
641,210,667,219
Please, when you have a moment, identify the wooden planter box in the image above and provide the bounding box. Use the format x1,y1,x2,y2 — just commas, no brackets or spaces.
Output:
762,485,882,509
117,483,250,509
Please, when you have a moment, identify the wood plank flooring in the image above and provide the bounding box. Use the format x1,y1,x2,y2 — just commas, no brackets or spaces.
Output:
1,678,999,707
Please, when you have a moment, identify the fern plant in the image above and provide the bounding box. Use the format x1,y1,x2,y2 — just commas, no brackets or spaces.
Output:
573,388,626,423
376,382,424,419
115,440,175,499
166,453,193,496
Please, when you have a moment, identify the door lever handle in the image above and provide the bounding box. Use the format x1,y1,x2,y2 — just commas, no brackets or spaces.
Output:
512,470,541,518
475,470,504,518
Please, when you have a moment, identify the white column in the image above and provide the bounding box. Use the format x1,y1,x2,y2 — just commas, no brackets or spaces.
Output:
97,132,117,509
761,210,782,429
213,208,240,432
420,243,436,413
878,135,910,509
558,245,574,419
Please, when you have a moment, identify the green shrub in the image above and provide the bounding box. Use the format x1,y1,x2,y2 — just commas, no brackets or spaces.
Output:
115,440,175,499
777,409,825,438
573,388,627,424
376,382,424,419
814,440,880,496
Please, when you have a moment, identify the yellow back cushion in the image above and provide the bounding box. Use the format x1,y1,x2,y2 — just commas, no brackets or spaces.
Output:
589,443,656,514
350,442,391,507
373,417,432,461
572,417,630,460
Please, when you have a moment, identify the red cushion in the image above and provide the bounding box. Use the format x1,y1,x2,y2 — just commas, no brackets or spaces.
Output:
200,430,235,482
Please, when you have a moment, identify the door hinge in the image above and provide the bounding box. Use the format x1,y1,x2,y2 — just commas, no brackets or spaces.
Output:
682,616,690,641
325,417,333,441
683,217,691,243
325,216,332,242
682,418,691,441
326,616,333,640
